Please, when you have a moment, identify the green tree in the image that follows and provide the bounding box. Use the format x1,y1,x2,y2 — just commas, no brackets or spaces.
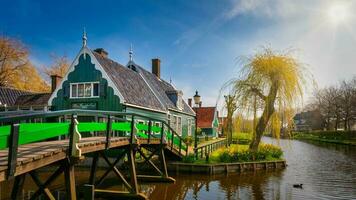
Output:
231,48,310,151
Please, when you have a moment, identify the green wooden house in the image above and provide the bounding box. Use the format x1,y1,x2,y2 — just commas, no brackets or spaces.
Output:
48,35,196,138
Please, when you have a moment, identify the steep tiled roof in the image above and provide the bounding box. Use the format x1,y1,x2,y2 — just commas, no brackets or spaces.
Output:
194,107,216,128
93,52,166,111
93,51,195,115
138,65,195,115
0,87,32,106
15,93,51,106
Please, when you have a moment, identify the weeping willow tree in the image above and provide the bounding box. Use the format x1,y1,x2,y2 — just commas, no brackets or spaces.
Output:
230,48,310,151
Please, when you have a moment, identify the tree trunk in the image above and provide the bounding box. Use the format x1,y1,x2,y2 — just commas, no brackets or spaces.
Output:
249,83,278,152
252,95,257,141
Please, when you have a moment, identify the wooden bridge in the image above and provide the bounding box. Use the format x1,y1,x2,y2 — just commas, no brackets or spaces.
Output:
0,110,189,200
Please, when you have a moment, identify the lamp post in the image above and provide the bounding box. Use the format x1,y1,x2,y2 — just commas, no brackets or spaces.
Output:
193,91,201,159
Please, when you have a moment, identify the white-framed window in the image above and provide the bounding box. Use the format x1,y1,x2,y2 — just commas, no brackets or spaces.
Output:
177,116,182,135
187,119,192,136
70,82,99,98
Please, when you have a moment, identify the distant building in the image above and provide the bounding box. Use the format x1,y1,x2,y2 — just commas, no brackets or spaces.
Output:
0,87,49,113
187,91,219,137
293,110,324,131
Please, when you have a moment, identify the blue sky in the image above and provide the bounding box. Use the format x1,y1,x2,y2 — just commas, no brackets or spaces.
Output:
1,0,356,111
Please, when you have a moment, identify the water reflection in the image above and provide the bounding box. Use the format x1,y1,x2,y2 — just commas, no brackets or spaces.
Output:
1,138,355,200
144,170,284,200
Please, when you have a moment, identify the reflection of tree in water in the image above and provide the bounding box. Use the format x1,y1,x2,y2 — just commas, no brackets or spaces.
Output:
145,170,284,200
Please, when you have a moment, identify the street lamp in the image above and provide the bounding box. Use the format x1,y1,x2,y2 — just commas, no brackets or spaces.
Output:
193,90,201,107
193,90,201,159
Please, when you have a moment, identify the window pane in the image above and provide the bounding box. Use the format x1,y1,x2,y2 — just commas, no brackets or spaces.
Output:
85,83,92,97
71,85,77,97
78,84,84,97
93,83,99,96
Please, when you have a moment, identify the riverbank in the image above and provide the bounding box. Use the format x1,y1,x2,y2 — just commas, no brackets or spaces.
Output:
168,160,286,174
292,131,356,146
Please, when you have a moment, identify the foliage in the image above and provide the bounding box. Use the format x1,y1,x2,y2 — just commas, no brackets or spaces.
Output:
232,132,252,144
224,94,238,145
226,47,310,151
0,36,49,92
307,77,356,131
293,131,356,140
43,55,70,78
209,143,283,163
196,127,202,135
182,154,196,163
11,64,50,92
183,136,193,145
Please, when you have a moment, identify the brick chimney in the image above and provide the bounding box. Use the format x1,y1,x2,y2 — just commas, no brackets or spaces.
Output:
152,58,160,78
94,48,108,58
51,75,62,93
188,98,192,107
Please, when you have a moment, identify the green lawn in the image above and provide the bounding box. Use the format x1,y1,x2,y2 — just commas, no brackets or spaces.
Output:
183,143,283,164
231,132,253,144
292,131,356,146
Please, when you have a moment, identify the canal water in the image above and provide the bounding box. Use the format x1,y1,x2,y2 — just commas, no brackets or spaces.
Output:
1,138,355,199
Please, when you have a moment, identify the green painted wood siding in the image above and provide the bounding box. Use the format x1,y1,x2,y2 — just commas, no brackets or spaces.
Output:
51,54,122,111
169,110,195,138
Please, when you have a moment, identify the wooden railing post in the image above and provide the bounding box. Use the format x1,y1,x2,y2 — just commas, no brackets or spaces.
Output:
106,115,113,149
160,124,165,144
171,131,174,150
68,114,81,158
130,116,136,144
148,120,152,144
179,139,182,154
7,123,20,178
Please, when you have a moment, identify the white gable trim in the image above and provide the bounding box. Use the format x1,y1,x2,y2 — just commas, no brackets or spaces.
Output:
48,46,125,106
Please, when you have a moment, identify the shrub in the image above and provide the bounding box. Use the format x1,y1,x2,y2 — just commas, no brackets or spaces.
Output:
182,154,196,163
209,143,283,163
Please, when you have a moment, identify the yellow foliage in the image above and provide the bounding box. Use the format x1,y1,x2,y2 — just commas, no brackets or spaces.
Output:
10,64,50,92
228,47,311,150
43,55,70,78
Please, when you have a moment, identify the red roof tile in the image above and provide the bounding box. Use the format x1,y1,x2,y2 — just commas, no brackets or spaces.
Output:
194,107,216,128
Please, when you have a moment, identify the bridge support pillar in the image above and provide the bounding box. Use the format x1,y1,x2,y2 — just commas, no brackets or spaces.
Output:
65,158,77,200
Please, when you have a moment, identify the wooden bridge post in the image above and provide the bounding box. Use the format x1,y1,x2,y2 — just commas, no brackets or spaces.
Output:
68,114,81,158
11,174,25,200
148,120,152,144
65,158,77,200
7,123,20,178
129,116,139,194
106,115,113,149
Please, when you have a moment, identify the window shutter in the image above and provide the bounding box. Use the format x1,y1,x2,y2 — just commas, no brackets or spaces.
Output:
100,82,107,97
63,85,70,98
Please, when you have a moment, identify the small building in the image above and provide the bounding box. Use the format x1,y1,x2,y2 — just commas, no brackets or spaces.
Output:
293,110,324,131
0,87,49,114
188,91,219,137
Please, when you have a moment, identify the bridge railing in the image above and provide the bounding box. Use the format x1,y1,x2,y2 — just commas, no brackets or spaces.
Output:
0,109,188,178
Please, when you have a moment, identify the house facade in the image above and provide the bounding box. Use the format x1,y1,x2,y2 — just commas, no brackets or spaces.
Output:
47,36,195,138
192,106,219,137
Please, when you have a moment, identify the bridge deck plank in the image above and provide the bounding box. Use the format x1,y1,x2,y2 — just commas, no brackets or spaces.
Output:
0,136,179,182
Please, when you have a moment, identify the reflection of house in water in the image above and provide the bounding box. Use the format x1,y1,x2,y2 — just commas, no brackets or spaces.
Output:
293,110,324,131
144,170,284,200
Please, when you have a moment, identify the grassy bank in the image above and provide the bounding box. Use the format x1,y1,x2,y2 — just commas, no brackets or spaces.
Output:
183,143,283,164
292,131,356,146
232,132,253,144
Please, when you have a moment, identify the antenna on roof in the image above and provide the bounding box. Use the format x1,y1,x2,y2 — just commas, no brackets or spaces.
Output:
169,77,172,84
82,27,87,47
129,44,133,61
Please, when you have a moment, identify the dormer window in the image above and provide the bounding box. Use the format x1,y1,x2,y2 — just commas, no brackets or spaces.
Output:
166,90,183,110
70,82,99,98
